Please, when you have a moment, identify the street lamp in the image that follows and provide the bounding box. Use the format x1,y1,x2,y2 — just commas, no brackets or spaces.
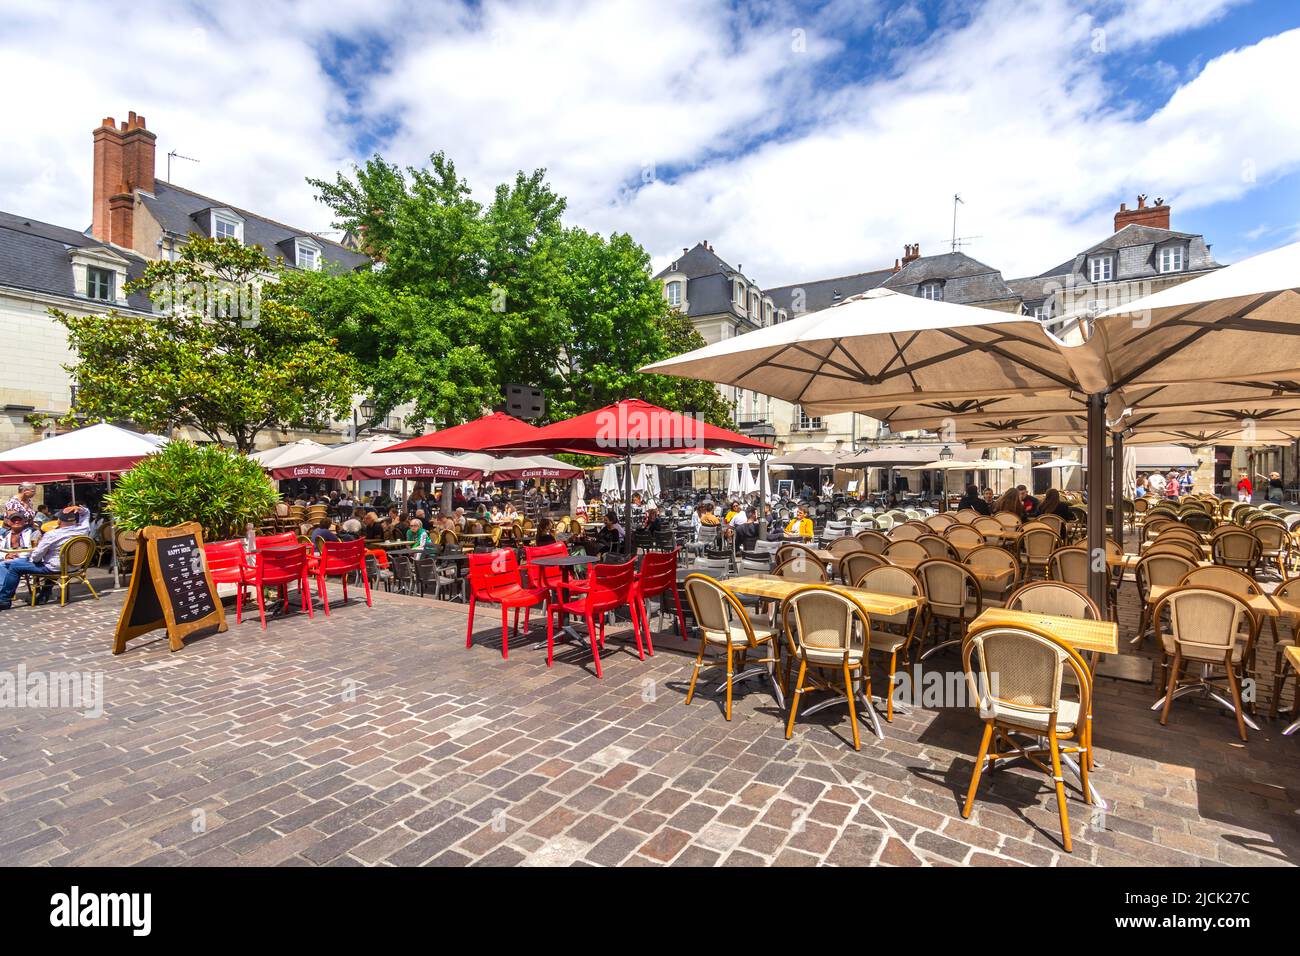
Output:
745,422,777,540
353,398,377,441
938,444,954,461
937,444,954,509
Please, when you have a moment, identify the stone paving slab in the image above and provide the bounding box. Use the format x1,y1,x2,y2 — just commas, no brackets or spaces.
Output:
0,576,1297,867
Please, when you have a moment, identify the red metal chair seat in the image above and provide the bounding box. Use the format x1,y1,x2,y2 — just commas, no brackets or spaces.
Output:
466,550,549,659
246,543,313,629
547,558,646,678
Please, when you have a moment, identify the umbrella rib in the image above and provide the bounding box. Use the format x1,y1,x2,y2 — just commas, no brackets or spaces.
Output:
928,329,1079,390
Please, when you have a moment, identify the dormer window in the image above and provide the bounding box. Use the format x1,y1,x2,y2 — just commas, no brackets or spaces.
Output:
763,301,773,326
777,309,787,324
1157,244,1185,274
918,280,943,301
86,267,114,302
294,239,322,271
212,210,244,244
748,290,760,319
665,280,682,307
733,279,746,306
1089,255,1113,282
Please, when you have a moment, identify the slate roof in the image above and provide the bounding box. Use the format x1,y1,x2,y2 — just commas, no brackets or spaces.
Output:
880,251,1018,305
0,210,153,311
767,269,893,316
654,241,738,281
140,181,369,272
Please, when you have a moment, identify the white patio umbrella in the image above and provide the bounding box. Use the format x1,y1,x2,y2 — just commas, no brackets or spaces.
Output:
569,477,585,515
643,463,660,497
1034,456,1082,490
727,463,743,496
599,462,620,497
740,461,759,495
642,287,1079,414
632,463,648,493
248,439,325,468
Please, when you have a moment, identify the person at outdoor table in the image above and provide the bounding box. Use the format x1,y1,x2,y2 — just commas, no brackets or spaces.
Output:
2,512,37,556
503,503,519,523
360,511,385,541
534,518,557,547
4,482,38,523
729,506,760,551
958,483,991,515
405,518,430,549
0,505,88,609
309,518,340,550
1134,474,1147,498
699,502,721,527
1164,472,1181,498
1178,470,1194,495
822,479,835,499
728,505,748,530
784,506,813,538
994,488,1021,515
1015,484,1038,518
338,519,363,542
1038,488,1074,521
643,507,665,535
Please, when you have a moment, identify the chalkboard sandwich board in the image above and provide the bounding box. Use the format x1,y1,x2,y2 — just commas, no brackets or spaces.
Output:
112,521,228,655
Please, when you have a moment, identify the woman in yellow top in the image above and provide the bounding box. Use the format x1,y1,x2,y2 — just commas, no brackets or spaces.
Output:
784,507,814,539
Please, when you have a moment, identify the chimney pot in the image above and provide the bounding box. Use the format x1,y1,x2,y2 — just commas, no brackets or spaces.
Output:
1114,194,1170,232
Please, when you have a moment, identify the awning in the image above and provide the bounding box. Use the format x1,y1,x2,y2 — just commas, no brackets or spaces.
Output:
0,423,165,481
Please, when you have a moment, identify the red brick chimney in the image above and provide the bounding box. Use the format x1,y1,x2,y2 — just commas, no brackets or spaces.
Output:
900,242,921,266
1114,194,1169,233
91,111,156,247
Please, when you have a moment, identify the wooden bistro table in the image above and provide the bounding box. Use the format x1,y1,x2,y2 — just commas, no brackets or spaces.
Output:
968,606,1118,807
723,573,924,739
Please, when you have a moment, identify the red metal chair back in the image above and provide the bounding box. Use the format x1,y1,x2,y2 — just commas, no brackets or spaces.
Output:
256,531,299,549
468,549,523,598
524,542,569,589
253,544,309,585
586,558,637,614
637,548,679,599
318,538,366,575
204,539,248,582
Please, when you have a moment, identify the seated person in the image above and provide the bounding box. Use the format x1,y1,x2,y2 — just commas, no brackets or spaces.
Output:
338,519,363,542
730,507,760,551
360,511,385,541
957,483,991,515
699,503,721,527
533,518,557,547
2,512,38,556
642,507,665,535
0,505,89,609
405,518,431,549
784,506,813,539
582,514,623,556
309,518,341,550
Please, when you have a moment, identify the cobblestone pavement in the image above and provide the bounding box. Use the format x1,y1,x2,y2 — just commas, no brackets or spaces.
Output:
0,576,1297,867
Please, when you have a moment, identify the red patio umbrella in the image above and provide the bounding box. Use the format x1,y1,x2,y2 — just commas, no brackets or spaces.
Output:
381,412,548,453
485,399,772,552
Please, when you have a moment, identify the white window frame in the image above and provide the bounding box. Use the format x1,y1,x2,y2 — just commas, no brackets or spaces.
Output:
918,280,943,301
212,210,244,244
1157,244,1185,274
734,280,746,306
86,266,114,302
777,309,787,324
796,406,823,431
665,280,682,307
295,239,322,271
1089,255,1113,283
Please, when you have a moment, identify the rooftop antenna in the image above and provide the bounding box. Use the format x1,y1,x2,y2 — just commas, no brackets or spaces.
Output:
166,150,200,183
948,193,981,251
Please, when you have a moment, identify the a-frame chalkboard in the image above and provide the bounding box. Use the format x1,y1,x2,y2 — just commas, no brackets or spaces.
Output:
112,522,228,654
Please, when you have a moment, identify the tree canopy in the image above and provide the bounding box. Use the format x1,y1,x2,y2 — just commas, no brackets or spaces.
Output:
53,236,358,454
301,153,732,428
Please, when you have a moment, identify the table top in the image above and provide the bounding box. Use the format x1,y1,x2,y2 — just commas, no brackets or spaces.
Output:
723,574,922,617
1273,595,1300,620
1285,645,1300,670
531,553,598,568
969,607,1119,655
1147,584,1281,617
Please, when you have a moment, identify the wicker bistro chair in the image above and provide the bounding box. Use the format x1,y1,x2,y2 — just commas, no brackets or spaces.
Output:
1270,577,1300,720
943,524,985,560
925,513,957,533
1007,581,1101,621
839,551,887,587
853,565,925,722
1249,521,1292,577
1019,527,1059,579
827,536,864,563
1150,586,1259,740
856,530,890,554
961,622,1094,853
25,535,99,607
1130,552,1198,647
889,523,925,542
915,533,956,560
781,585,881,750
1211,529,1262,575
915,558,983,661
883,539,929,565
965,545,1020,607
682,574,783,721
773,556,828,583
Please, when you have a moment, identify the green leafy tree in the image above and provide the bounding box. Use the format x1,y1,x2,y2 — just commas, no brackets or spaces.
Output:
107,441,279,539
53,237,358,453
306,154,734,428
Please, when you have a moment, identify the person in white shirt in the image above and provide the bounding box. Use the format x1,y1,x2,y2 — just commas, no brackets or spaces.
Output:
1,512,38,556
728,508,748,528
0,504,88,608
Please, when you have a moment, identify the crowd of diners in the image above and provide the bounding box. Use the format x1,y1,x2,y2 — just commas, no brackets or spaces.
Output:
0,482,98,610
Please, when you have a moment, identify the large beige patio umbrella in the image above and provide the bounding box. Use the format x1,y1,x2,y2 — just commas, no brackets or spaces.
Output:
641,288,1080,413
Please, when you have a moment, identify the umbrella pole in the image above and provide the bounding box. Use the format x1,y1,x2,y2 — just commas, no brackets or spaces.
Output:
109,472,119,590
1086,394,1108,613
1111,431,1125,550
623,453,634,556
441,480,453,516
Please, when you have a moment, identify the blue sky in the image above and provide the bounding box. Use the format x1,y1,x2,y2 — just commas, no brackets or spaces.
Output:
2,0,1298,283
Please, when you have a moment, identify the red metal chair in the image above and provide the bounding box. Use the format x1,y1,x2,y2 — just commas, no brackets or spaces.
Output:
466,549,549,659
247,543,313,629
315,538,371,615
547,558,645,678
255,531,299,549
204,538,252,623
636,547,687,649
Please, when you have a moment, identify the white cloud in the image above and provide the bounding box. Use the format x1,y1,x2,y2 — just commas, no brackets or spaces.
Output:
0,0,1295,292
